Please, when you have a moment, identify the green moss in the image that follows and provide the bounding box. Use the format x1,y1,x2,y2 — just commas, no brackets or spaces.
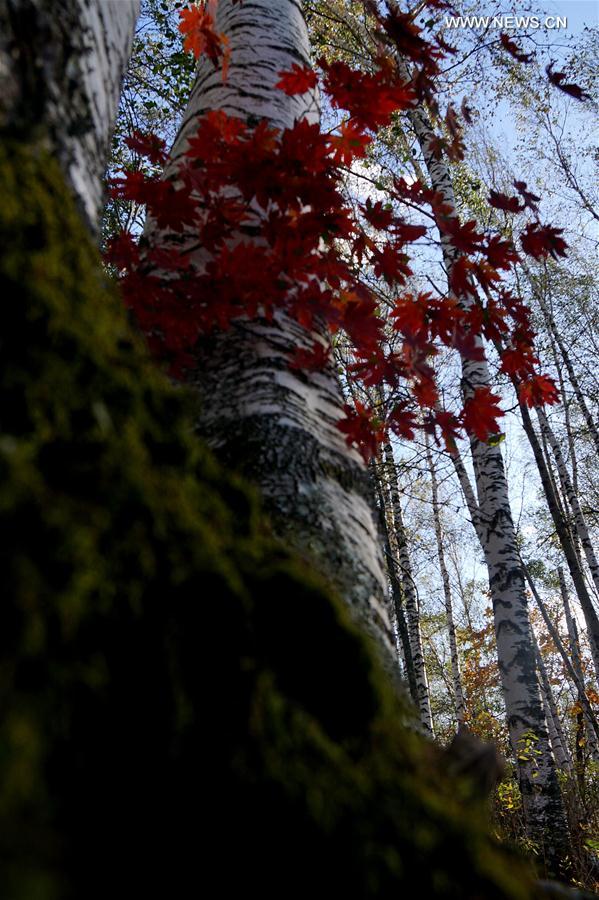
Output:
0,139,534,898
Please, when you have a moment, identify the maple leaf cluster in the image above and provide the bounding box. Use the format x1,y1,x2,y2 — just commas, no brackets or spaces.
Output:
107,0,563,461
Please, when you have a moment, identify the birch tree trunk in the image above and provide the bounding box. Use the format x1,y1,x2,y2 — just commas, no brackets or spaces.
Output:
144,0,394,661
520,562,599,754
537,407,599,599
535,287,599,460
517,401,599,679
534,638,573,774
382,442,433,733
401,87,570,864
425,435,466,725
375,473,419,702
559,568,599,761
0,0,139,230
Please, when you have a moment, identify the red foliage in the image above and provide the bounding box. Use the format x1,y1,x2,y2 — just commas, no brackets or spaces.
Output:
488,190,524,214
546,64,591,101
107,2,565,460
276,64,318,95
336,401,385,462
462,387,504,442
124,130,167,166
499,33,534,63
521,223,568,260
519,374,560,408
178,3,230,74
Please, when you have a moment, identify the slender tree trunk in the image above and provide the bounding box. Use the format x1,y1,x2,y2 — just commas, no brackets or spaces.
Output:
518,401,599,679
545,320,581,498
535,286,599,459
520,562,599,746
0,0,140,230
425,435,466,725
144,0,394,660
375,473,419,703
382,442,433,732
537,407,599,599
402,85,569,865
559,568,599,761
535,639,573,774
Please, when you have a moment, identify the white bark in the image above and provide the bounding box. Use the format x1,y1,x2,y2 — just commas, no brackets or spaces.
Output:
383,443,433,733
403,92,568,856
375,472,419,701
517,401,599,678
0,0,139,230
145,0,394,660
537,407,599,600
535,288,599,460
559,568,599,761
424,435,466,725
535,638,573,774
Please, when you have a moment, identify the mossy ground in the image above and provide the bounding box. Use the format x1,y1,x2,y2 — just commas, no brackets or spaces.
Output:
0,139,538,898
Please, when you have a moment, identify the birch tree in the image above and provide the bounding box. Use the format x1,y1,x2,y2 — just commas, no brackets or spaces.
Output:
396,76,570,866
143,0,395,660
425,435,466,726
0,0,140,230
382,442,433,731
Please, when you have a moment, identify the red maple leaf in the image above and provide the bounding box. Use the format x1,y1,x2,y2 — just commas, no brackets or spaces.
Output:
276,64,318,95
440,218,484,253
433,409,461,452
104,232,140,270
513,180,540,210
500,345,537,377
546,63,591,101
449,256,477,298
371,244,412,284
288,340,330,371
412,374,438,408
519,374,560,408
388,402,418,441
391,294,428,339
521,223,568,260
179,4,230,74
499,33,534,63
482,235,518,269
462,387,504,442
488,190,524,214
336,402,385,462
330,120,372,165
124,130,167,165
362,199,394,231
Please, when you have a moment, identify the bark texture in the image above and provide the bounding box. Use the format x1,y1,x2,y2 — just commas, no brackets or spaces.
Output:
0,138,539,900
517,401,599,679
559,569,599,761
382,443,433,732
537,408,599,599
425,436,466,725
0,0,139,229
146,0,394,660
402,83,570,867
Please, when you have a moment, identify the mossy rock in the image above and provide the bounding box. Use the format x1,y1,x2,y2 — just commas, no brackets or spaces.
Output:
0,139,535,899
